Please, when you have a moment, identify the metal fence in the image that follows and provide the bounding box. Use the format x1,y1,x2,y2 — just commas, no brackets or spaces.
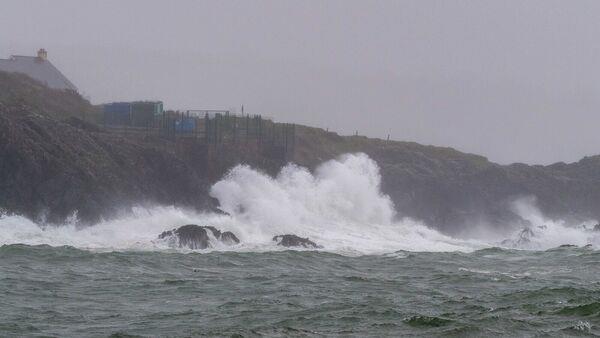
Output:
103,111,295,161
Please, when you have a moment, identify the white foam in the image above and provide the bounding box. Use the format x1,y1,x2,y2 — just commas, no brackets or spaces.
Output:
208,153,475,253
500,196,600,250
0,153,596,254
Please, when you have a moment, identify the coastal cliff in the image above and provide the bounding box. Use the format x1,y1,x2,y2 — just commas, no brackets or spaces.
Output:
294,126,600,233
1,71,599,233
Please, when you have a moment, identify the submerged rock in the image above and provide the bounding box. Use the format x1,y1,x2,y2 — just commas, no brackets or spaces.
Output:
158,224,239,249
272,234,320,248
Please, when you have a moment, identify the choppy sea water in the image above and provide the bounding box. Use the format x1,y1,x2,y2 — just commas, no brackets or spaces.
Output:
1,245,599,337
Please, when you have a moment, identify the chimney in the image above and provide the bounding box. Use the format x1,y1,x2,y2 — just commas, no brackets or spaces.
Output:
37,48,47,61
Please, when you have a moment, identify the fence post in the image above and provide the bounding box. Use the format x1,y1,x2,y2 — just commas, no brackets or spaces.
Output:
246,114,249,144
214,114,218,148
204,113,209,143
233,114,237,144
258,115,263,147
284,124,288,161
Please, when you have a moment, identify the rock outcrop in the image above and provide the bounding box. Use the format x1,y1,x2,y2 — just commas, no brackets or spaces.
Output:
158,224,239,249
0,72,281,224
273,235,320,248
2,71,600,234
220,231,240,245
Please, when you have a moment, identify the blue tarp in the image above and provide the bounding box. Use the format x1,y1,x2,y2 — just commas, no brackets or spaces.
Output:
175,117,195,132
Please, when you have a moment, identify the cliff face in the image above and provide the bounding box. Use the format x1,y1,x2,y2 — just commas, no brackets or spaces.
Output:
0,101,216,224
293,126,600,233
1,71,599,233
0,72,287,224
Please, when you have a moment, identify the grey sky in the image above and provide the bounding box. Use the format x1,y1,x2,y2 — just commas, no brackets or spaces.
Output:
1,0,599,165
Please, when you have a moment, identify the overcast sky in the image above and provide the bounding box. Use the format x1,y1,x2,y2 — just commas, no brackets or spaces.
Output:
1,0,599,164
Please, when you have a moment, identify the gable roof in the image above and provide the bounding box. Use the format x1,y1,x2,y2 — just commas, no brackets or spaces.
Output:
0,55,77,91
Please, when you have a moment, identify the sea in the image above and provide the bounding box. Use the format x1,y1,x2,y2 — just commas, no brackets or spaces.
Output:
1,154,599,337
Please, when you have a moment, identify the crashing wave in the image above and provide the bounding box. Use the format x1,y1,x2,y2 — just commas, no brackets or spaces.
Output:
0,153,597,254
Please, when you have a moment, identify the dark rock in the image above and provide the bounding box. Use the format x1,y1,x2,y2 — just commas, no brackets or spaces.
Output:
501,227,536,247
593,224,600,232
220,231,240,245
202,225,221,237
159,224,210,249
272,234,320,248
516,228,535,245
159,224,239,249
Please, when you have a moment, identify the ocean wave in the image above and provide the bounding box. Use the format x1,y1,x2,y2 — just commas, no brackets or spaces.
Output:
0,154,476,255
0,153,598,255
557,302,600,317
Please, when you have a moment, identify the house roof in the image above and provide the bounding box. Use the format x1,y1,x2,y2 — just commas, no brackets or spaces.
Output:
0,55,77,91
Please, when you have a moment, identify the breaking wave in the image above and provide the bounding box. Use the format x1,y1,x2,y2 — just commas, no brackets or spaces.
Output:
499,196,600,249
0,153,597,254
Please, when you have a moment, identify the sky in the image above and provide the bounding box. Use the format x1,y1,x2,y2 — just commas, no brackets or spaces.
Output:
1,0,599,165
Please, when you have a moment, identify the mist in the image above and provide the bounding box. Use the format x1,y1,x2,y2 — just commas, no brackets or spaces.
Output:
2,0,600,164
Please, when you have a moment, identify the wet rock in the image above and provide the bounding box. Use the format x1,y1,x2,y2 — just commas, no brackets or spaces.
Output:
516,228,535,245
159,224,239,249
201,226,239,244
272,234,320,248
500,227,536,247
220,231,240,245
159,224,210,249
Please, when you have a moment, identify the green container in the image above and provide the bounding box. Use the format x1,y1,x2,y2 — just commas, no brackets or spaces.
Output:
131,101,162,127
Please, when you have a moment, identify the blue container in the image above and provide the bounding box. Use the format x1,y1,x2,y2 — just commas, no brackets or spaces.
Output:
103,102,132,126
175,117,195,133
103,102,131,114
103,101,163,127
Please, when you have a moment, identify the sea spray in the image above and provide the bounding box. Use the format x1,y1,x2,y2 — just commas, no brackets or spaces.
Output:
501,196,600,249
0,154,470,253
209,153,471,253
0,153,596,253
0,206,229,251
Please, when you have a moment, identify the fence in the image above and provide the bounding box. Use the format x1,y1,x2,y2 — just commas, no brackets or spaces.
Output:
103,111,295,161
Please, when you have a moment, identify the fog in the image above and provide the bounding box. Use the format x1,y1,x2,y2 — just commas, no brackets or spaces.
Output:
1,0,599,164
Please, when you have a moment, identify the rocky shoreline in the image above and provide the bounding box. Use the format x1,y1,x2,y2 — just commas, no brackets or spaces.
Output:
1,71,599,234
